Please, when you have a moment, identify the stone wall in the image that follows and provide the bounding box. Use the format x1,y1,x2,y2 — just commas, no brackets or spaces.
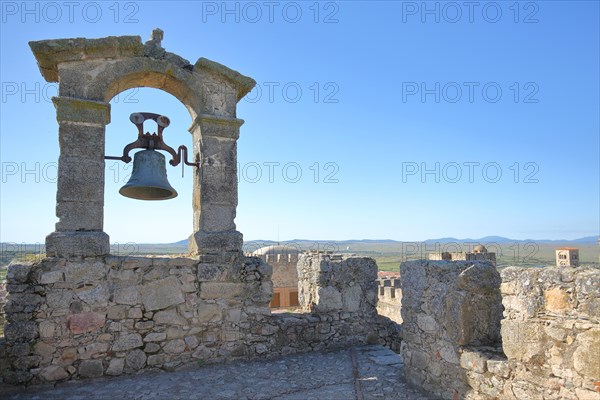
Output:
496,266,600,400
1,255,273,384
0,279,6,335
400,260,600,400
296,252,402,352
297,252,377,315
400,260,503,399
1,252,399,385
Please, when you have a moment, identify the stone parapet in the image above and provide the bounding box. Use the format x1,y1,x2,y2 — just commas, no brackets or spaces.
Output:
400,261,600,400
1,256,270,384
297,252,378,315
1,253,402,385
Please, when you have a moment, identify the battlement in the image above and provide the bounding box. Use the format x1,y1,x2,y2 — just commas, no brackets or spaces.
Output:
264,253,299,265
376,277,402,323
400,260,600,399
429,251,497,266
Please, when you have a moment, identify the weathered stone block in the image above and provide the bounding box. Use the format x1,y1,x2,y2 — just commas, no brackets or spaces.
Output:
65,262,106,285
188,230,243,254
184,335,199,349
197,263,225,281
114,286,140,305
78,359,103,378
438,340,460,365
106,358,124,376
342,285,362,312
4,321,37,342
193,58,256,101
58,122,106,160
200,204,237,232
112,333,143,351
417,314,438,333
34,342,56,363
58,348,77,366
125,349,147,370
56,201,104,231
147,354,167,366
107,305,129,320
200,282,244,299
47,290,73,309
7,262,33,283
575,388,600,400
544,287,573,313
316,287,342,311
140,276,185,311
67,312,106,334
109,269,135,281
487,359,510,378
411,349,430,370
40,270,64,284
501,320,545,362
143,332,166,342
128,307,143,319
135,321,154,330
77,285,109,306
144,343,161,353
573,328,600,379
251,281,273,303
154,309,186,326
38,320,56,339
30,34,144,81
78,342,108,359
163,339,186,354
56,157,104,202
198,304,222,322
461,350,488,373
40,365,69,382
457,263,500,294
200,167,238,207
52,96,111,125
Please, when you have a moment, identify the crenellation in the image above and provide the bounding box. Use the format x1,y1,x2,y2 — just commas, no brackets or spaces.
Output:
1,252,402,385
376,276,403,324
400,261,600,400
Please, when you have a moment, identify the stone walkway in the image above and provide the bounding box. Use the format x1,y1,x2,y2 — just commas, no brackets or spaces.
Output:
1,345,430,400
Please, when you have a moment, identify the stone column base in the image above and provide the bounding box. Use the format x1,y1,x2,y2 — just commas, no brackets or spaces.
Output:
188,230,243,255
45,231,110,257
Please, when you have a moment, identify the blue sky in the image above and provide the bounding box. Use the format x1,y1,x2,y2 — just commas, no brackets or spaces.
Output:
0,1,598,243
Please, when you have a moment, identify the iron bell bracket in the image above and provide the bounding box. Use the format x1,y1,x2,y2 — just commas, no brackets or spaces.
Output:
105,112,199,171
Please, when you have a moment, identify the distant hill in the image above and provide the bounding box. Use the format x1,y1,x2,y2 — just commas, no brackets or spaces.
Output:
94,235,600,249
423,236,598,244
2,235,597,269
2,236,596,250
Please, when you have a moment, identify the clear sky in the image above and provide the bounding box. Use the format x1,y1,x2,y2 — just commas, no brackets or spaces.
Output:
0,1,598,244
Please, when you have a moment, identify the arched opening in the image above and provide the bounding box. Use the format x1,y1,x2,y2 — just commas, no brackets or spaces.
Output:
104,70,199,121
104,87,195,254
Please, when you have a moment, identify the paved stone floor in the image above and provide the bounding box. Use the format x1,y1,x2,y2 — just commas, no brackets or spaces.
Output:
1,345,431,400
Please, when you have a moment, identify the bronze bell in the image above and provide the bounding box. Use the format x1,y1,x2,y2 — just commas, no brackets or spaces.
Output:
119,150,178,200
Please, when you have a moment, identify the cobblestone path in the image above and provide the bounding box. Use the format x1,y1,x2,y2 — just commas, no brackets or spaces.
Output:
1,345,430,400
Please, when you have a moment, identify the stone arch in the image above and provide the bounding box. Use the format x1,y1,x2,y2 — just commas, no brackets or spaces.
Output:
29,29,256,257
59,58,202,120
104,87,196,242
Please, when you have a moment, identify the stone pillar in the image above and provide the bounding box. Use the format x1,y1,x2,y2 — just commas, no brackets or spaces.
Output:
188,114,244,255
45,97,110,257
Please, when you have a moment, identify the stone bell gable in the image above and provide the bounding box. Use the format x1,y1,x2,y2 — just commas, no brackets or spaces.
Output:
29,29,256,257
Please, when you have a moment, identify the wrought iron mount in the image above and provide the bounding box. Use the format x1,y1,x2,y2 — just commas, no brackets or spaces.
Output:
105,112,199,173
